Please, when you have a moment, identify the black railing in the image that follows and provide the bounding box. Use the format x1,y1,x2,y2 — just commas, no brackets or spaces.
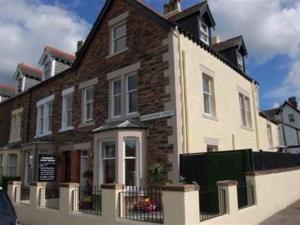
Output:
199,189,226,221
20,186,30,202
238,184,255,209
119,186,163,224
45,185,60,210
74,186,102,215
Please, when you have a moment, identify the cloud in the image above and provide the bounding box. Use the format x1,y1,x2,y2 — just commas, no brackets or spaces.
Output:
0,0,90,85
267,60,300,100
208,0,300,62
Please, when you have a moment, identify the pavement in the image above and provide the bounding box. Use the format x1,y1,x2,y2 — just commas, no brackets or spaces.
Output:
260,200,300,225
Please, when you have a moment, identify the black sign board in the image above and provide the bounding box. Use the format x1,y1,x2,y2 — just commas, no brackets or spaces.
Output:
38,154,56,182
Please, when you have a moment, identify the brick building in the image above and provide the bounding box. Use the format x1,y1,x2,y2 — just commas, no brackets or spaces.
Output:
0,0,279,187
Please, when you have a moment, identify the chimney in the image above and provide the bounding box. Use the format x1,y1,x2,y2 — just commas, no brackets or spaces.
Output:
288,96,298,109
77,40,84,52
164,0,182,18
211,36,221,45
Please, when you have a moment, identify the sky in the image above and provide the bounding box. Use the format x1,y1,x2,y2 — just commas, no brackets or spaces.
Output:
0,0,300,110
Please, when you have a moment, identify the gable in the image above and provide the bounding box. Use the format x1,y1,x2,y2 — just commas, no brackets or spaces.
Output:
73,0,171,69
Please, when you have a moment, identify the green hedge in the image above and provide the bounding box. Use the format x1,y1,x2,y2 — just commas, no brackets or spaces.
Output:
0,176,21,191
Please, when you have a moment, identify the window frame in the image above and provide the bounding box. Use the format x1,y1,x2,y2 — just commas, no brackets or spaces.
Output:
83,86,94,123
35,95,54,137
99,140,117,185
199,21,209,45
237,51,244,70
126,73,138,115
123,137,139,187
111,78,122,119
288,114,295,122
8,154,18,177
60,87,74,132
267,124,273,147
239,93,252,129
111,21,127,55
202,74,216,116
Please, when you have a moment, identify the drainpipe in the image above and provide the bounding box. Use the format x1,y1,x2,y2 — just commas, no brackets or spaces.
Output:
174,27,189,154
251,81,260,150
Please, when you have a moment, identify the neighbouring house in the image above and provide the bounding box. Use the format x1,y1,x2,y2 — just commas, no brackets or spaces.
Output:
0,84,15,103
14,63,42,94
261,97,300,153
0,0,279,187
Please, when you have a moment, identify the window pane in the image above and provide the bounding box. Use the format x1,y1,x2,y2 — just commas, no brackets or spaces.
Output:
245,97,252,127
67,110,72,127
203,77,210,93
86,87,94,101
40,105,44,133
102,141,116,158
86,102,93,120
128,75,137,91
204,94,211,114
125,159,136,186
239,94,247,126
114,24,126,38
113,80,121,95
114,36,126,53
66,95,73,109
103,159,116,184
48,102,53,131
125,140,137,157
129,92,138,113
114,95,121,116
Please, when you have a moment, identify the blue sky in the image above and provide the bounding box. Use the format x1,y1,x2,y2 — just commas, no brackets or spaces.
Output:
1,0,300,110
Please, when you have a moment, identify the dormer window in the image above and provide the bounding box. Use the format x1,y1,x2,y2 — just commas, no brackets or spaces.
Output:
200,21,209,45
17,77,23,93
44,60,52,80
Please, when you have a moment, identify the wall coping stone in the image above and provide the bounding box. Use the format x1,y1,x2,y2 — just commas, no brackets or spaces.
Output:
162,184,199,192
101,184,124,190
30,182,47,186
60,183,80,188
8,181,21,185
246,166,300,176
217,180,238,187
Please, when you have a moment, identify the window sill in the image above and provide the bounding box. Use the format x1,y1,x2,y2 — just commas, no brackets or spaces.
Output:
106,113,140,123
59,126,74,133
202,113,218,121
241,125,253,132
35,132,52,139
79,121,95,128
105,47,128,59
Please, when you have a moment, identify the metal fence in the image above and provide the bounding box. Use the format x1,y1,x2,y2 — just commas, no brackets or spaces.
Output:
73,185,102,215
199,189,226,221
237,184,255,209
45,185,60,210
20,186,30,202
119,186,163,223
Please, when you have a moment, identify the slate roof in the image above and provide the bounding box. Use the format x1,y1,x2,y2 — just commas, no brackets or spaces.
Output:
213,36,247,55
93,119,146,133
169,1,207,22
17,63,42,80
0,83,15,97
261,108,280,119
45,46,76,63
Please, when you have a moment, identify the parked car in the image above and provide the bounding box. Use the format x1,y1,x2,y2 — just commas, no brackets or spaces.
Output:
0,188,21,225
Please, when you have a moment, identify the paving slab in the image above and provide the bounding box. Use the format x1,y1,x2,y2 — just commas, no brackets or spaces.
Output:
260,200,300,225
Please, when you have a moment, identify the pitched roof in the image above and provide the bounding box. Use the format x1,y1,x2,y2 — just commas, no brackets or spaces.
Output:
93,119,146,133
0,83,15,97
169,1,215,26
45,46,76,63
213,36,248,55
17,63,42,80
259,109,280,124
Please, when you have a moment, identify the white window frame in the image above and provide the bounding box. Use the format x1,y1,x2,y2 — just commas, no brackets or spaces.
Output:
126,74,138,115
239,93,252,129
111,79,122,119
25,152,33,186
123,137,140,187
202,74,216,116
9,108,23,143
200,21,209,45
36,95,54,138
99,140,117,185
83,86,94,123
111,21,127,55
60,87,74,132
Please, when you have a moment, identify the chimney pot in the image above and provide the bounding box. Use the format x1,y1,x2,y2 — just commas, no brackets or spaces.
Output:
288,96,298,108
77,40,84,52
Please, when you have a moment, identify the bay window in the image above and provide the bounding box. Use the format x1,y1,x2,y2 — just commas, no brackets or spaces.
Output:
124,139,138,186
